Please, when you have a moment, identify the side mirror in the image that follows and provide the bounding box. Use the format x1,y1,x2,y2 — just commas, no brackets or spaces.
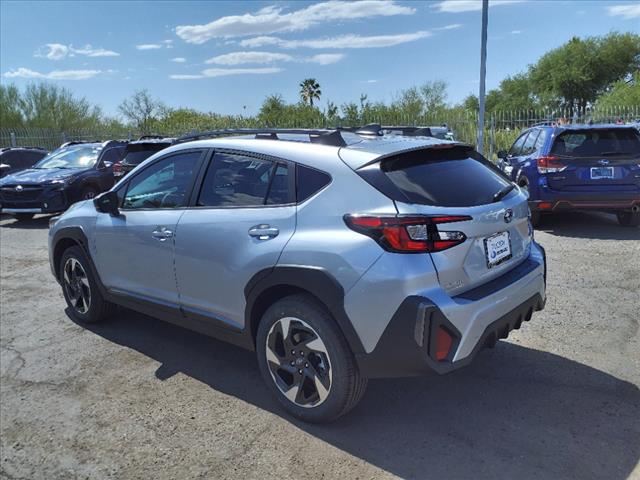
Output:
94,191,119,215
497,150,508,159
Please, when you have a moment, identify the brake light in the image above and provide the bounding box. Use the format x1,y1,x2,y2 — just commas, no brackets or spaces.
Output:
434,326,454,361
343,214,471,253
113,161,122,175
537,156,567,174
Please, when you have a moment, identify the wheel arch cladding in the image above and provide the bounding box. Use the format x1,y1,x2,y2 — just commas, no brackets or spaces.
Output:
52,227,89,282
244,266,366,355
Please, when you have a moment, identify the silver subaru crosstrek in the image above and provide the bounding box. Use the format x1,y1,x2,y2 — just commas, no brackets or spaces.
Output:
49,127,546,423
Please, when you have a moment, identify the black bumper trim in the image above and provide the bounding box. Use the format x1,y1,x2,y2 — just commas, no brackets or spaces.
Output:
356,293,544,379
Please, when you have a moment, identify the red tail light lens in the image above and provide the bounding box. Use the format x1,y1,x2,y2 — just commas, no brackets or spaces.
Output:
537,156,567,174
435,326,454,361
344,214,471,253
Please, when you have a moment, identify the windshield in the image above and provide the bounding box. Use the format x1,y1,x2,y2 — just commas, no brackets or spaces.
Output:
550,128,640,158
34,145,102,169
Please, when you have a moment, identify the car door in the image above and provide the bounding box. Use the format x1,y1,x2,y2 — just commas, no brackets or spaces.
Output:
174,150,296,330
92,149,205,305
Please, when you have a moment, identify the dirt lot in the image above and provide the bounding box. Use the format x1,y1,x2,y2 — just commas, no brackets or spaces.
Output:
1,212,639,480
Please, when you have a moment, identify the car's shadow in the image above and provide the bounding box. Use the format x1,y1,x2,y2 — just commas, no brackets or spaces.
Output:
0,214,53,229
537,211,640,240
71,308,640,480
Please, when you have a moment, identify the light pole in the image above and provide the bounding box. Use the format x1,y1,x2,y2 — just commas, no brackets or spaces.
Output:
477,0,489,156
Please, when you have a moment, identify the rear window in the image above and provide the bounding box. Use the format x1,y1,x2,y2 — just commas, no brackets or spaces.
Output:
551,128,640,157
371,147,511,207
123,143,171,165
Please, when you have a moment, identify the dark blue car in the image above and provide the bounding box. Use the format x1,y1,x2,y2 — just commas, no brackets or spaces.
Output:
0,140,126,221
497,124,640,227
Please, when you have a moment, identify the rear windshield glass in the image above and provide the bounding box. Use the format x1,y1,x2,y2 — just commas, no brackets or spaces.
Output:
379,147,511,207
550,128,640,157
122,144,170,165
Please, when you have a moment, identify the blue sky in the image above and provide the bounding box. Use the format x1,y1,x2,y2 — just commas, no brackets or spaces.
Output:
1,0,639,117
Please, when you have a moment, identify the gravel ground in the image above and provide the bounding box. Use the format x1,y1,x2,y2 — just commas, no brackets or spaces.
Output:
1,211,639,480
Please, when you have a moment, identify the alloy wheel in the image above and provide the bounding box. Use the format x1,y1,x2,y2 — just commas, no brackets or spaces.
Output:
265,317,332,408
63,257,91,314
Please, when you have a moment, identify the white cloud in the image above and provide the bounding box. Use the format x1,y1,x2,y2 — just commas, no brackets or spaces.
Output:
4,67,101,80
607,4,640,19
170,57,187,63
362,79,379,83
136,44,163,50
432,0,524,13
436,23,463,30
35,43,119,60
239,31,431,49
206,51,294,65
176,0,415,44
170,67,283,79
306,53,345,65
510,29,522,34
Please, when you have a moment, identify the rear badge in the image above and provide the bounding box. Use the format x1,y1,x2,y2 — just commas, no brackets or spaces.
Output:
504,208,513,223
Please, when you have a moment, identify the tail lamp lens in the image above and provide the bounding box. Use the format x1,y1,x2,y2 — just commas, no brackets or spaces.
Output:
344,214,471,253
435,326,454,361
537,156,567,174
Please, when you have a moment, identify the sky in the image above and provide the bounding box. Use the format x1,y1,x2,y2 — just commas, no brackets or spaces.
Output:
1,0,639,117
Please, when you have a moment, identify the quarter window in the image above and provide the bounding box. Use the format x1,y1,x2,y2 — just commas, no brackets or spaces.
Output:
296,165,331,202
197,152,290,207
122,151,201,209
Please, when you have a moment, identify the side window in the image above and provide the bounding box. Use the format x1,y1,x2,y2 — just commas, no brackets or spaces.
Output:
296,165,331,203
508,132,529,157
197,152,290,207
521,130,540,156
100,147,124,165
534,129,548,152
122,150,201,209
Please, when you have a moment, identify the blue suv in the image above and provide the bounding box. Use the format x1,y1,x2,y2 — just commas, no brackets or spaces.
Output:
497,124,640,227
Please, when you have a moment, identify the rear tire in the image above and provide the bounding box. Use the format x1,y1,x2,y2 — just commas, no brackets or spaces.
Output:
256,294,367,423
12,213,34,221
59,246,115,323
616,211,640,227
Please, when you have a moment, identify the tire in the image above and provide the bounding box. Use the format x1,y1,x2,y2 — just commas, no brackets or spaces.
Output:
256,294,367,423
59,246,115,323
81,185,99,201
616,211,640,227
530,210,542,228
12,213,34,221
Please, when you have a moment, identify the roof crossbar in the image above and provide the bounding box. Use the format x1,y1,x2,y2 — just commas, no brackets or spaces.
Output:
174,128,347,147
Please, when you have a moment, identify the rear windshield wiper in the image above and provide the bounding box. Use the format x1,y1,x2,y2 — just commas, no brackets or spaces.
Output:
493,184,515,203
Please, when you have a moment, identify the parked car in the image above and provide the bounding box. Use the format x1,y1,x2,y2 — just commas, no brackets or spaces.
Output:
49,128,546,422
113,136,175,180
498,124,640,226
0,147,48,178
0,140,127,220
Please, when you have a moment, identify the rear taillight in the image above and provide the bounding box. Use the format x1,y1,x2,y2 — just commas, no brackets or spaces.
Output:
113,162,122,175
537,156,567,174
343,214,471,253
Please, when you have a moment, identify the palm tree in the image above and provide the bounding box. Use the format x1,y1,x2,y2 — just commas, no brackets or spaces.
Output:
299,78,321,107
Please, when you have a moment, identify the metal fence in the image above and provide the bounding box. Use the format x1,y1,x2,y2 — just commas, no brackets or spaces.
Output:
1,105,638,159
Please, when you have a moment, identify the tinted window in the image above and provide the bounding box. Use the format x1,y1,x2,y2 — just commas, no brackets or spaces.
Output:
379,147,511,207
100,147,124,165
297,165,331,202
123,143,171,166
197,153,290,207
521,130,539,155
534,129,548,151
508,132,529,156
123,151,201,209
550,128,640,157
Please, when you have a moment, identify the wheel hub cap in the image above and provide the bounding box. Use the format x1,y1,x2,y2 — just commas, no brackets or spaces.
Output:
63,257,91,314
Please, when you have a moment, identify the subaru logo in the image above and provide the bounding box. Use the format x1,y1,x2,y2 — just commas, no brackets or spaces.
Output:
504,209,513,223
15,185,23,192
598,159,610,165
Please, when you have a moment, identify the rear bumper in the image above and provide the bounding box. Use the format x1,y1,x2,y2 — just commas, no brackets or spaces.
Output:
530,188,640,212
355,242,546,378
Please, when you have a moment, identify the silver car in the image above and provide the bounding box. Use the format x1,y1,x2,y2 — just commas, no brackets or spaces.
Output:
48,128,546,423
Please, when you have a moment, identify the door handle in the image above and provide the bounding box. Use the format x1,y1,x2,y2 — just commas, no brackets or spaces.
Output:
151,226,173,241
248,224,279,240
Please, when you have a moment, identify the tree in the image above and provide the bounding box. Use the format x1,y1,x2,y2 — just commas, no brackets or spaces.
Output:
596,72,640,109
0,84,23,127
299,78,321,107
420,80,448,114
118,89,165,132
529,32,640,113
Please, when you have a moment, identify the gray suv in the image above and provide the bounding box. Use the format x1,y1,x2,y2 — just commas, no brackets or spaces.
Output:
48,128,546,423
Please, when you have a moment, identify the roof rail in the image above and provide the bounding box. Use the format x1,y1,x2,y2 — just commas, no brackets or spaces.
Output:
339,124,443,137
60,140,103,148
174,128,347,147
137,134,167,140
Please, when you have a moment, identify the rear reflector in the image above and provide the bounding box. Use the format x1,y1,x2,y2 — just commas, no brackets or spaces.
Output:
344,214,471,253
538,202,554,210
435,326,453,361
